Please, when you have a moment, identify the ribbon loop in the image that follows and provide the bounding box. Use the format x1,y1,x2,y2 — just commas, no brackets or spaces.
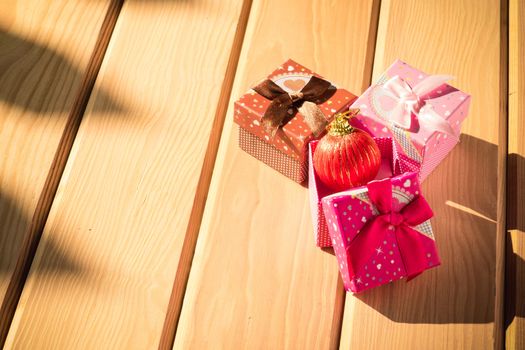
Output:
252,75,335,138
380,74,457,138
366,178,393,214
347,174,435,279
400,195,434,226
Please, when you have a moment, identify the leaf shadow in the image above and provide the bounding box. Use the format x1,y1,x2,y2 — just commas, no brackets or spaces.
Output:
0,28,125,115
0,190,81,279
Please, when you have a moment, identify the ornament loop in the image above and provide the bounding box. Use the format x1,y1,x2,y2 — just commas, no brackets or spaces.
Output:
336,108,360,120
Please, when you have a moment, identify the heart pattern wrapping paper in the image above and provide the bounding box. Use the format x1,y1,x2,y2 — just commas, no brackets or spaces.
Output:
321,172,440,293
309,137,396,247
234,59,356,182
349,59,470,180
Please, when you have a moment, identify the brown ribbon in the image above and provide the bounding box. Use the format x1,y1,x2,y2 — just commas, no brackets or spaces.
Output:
252,76,336,138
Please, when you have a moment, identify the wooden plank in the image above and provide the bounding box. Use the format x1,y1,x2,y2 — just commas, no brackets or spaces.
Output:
339,0,504,349
3,0,245,348
174,1,380,348
507,0,525,348
0,2,124,344
157,0,254,348
0,0,113,341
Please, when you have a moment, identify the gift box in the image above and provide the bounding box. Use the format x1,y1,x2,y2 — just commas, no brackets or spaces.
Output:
234,59,357,183
322,172,440,293
309,137,397,247
349,60,471,180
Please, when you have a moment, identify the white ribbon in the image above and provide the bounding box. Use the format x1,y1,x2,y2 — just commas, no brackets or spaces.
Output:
381,75,458,138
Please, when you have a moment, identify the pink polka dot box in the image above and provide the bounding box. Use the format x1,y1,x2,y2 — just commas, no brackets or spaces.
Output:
349,59,471,181
309,138,440,293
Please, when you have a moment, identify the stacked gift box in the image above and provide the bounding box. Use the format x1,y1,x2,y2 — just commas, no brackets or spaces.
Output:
234,59,470,293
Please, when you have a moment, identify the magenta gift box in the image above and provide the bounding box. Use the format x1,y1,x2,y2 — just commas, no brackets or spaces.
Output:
309,137,396,247
322,172,440,293
349,60,471,180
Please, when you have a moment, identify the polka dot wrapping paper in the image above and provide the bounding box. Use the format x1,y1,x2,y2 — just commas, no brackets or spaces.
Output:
234,59,357,183
309,137,397,248
238,127,306,183
349,59,471,181
321,171,440,293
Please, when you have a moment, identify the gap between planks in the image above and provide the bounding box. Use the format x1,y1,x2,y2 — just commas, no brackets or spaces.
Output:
0,0,125,346
159,1,384,348
157,0,253,348
495,0,509,349
505,0,525,348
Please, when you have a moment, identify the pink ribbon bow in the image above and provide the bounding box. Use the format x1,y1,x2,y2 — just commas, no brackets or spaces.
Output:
347,175,435,278
382,75,458,138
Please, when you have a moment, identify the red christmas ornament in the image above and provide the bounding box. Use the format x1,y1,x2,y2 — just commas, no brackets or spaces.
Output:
313,109,381,192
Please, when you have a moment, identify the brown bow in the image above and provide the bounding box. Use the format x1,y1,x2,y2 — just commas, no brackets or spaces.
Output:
252,76,336,138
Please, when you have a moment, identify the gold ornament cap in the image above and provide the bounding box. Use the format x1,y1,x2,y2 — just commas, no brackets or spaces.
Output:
328,108,360,136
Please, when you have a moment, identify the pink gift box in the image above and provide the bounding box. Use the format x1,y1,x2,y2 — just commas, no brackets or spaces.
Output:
349,60,471,180
322,172,440,293
309,137,397,247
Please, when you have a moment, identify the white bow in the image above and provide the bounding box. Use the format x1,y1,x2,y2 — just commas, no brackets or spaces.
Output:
382,75,458,138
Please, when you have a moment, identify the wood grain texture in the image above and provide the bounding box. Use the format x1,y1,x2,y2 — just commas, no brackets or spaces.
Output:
174,1,380,348
507,0,525,348
340,0,503,349
0,1,123,344
4,0,244,348
158,1,253,348
0,0,112,341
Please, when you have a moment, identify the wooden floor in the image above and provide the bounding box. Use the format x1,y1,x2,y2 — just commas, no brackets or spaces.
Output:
0,0,523,349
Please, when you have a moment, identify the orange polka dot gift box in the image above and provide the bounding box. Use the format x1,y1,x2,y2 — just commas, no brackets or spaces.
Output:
234,59,357,183
349,60,471,181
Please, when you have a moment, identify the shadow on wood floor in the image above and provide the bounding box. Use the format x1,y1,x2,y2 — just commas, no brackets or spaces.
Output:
0,191,80,278
0,28,124,115
355,134,525,324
